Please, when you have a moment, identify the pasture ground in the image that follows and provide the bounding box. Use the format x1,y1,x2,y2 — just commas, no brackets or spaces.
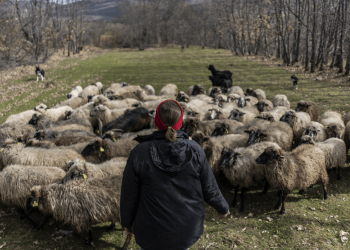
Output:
1,47,350,249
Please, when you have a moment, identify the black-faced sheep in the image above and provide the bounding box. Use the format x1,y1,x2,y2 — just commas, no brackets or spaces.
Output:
67,86,83,99
192,131,247,177
181,118,217,137
176,91,190,103
273,94,290,109
80,85,100,102
4,110,40,125
159,83,178,96
211,120,245,137
219,142,277,213
279,110,311,146
236,96,258,108
245,88,266,101
256,143,328,214
302,122,327,142
208,87,222,98
191,85,206,96
254,100,274,112
228,107,258,124
320,111,345,139
295,100,319,122
299,135,346,180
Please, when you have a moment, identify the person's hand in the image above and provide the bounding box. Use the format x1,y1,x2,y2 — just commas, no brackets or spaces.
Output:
219,210,230,219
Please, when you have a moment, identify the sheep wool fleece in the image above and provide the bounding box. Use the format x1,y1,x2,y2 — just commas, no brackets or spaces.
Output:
120,130,229,250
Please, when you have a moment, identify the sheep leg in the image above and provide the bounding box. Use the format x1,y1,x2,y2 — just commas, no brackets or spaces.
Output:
230,185,239,208
121,227,134,250
238,187,247,214
337,167,341,180
107,222,115,232
279,192,287,215
86,228,95,246
274,190,282,210
33,216,51,231
18,209,37,228
261,182,269,195
323,186,328,200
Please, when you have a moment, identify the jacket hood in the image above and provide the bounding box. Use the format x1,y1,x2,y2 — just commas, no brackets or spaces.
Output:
135,130,197,173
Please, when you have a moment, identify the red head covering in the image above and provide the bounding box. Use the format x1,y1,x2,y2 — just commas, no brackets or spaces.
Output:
154,100,183,131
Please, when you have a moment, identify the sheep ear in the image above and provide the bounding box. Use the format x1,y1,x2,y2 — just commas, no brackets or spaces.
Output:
235,152,242,156
240,112,246,115
110,129,124,133
203,137,210,142
324,125,329,128
244,130,250,134
246,98,251,102
264,103,269,106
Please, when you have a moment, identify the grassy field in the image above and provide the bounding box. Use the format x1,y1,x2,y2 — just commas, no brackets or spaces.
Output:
1,47,350,249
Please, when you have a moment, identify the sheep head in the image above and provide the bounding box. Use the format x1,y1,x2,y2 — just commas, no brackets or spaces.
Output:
303,125,320,138
299,135,316,146
182,118,200,136
27,185,44,212
81,140,104,156
219,147,241,169
256,146,284,164
33,130,45,140
208,108,223,120
237,96,252,108
34,103,47,111
191,85,205,96
295,100,311,112
255,101,270,112
279,110,298,126
29,113,44,126
214,96,226,107
90,105,107,118
244,127,267,145
102,129,124,141
228,109,245,121
324,124,344,139
211,122,230,137
176,92,189,102
256,113,275,122
186,109,200,119
209,87,221,98
87,95,95,102
64,110,72,120
245,88,254,96
192,131,210,146
63,160,89,184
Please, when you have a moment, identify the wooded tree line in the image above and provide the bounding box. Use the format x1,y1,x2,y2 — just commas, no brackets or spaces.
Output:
0,0,85,70
116,0,350,74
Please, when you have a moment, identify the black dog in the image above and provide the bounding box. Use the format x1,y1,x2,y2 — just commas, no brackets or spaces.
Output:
35,66,45,81
291,75,298,90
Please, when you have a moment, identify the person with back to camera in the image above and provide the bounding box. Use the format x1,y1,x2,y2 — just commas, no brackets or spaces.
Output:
120,100,230,250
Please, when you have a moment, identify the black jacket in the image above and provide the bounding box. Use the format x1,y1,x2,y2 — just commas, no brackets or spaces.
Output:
120,130,229,250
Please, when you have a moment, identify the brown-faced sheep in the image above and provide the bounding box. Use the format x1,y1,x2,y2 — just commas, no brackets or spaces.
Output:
320,111,345,139
54,96,86,109
245,88,266,101
62,157,127,183
244,122,293,151
29,113,93,133
219,142,277,213
299,135,346,180
256,143,328,214
29,175,133,249
302,122,327,142
273,94,290,109
0,165,66,229
295,100,319,122
159,83,178,96
181,118,217,137
192,131,248,177
0,139,84,170
279,110,311,146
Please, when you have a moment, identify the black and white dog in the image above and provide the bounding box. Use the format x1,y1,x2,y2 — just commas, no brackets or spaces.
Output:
291,75,298,90
35,66,45,81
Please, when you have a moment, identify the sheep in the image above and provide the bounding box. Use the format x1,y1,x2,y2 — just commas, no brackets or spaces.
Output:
159,83,178,96
295,100,319,122
236,96,258,108
211,120,244,137
227,86,244,96
245,88,266,101
181,118,217,137
54,96,86,109
62,157,127,183
4,110,40,125
302,122,327,142
176,91,190,103
255,143,328,214
191,85,206,96
67,86,83,99
255,113,276,122
0,123,36,144
254,100,274,113
90,105,132,126
208,108,230,120
34,103,48,111
0,165,66,230
279,110,311,146
320,111,345,139
208,87,222,98
182,104,207,121
133,89,170,102
80,85,100,102
186,86,194,96
36,106,73,122
102,128,156,141
64,102,98,128
29,175,133,249
207,65,232,79
0,139,85,170
95,95,139,109
82,137,138,164
33,129,98,147
299,135,346,180
344,112,350,126
192,131,247,177
29,113,93,133
273,94,290,109
107,90,141,101
219,142,277,213
102,107,152,135
244,122,294,151
92,82,103,94
226,93,241,104
104,82,128,94
144,85,155,95
259,106,289,122
208,77,232,93
228,107,258,124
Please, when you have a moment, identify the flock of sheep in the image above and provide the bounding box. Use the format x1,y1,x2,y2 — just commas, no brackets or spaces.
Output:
0,64,349,248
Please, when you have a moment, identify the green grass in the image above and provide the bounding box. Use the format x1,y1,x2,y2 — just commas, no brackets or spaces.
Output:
1,47,350,249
